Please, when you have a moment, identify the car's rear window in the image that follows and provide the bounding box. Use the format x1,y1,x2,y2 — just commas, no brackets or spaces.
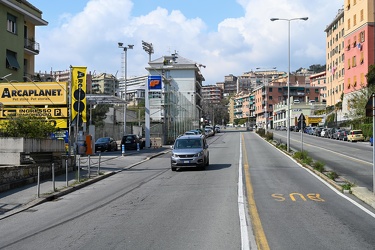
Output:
352,130,363,135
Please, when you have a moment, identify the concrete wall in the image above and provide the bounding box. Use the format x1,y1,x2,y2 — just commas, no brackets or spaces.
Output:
0,138,65,165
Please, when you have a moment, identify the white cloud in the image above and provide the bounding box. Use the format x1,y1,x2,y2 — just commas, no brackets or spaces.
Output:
35,0,343,84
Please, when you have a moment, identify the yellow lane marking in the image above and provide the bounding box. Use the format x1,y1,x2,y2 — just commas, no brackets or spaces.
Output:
242,134,270,250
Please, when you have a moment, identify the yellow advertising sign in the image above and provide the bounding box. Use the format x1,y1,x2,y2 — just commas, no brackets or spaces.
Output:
0,118,68,129
71,67,87,124
0,107,68,118
0,82,68,105
306,116,322,125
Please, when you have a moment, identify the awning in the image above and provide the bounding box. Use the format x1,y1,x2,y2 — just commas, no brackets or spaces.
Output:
6,52,20,69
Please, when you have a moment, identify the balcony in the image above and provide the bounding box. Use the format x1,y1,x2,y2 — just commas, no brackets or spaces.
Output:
24,38,40,55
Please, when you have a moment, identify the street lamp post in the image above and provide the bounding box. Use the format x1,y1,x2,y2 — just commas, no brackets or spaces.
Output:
142,41,154,148
118,43,133,155
270,17,308,152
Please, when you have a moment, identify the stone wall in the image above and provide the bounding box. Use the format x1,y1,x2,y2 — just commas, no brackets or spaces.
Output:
0,138,73,193
0,154,74,193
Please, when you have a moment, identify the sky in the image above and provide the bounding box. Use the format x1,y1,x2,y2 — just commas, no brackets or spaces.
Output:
28,0,344,85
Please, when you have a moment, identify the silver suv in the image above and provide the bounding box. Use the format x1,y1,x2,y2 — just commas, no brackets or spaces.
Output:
170,135,209,171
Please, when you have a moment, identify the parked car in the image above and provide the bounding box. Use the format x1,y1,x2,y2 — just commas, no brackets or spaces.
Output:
332,129,343,140
95,137,117,152
338,129,350,141
205,125,215,136
204,128,214,137
184,131,197,135
327,128,339,139
170,134,209,171
121,134,144,150
347,130,364,142
214,125,221,133
290,126,300,132
320,128,328,137
314,127,323,136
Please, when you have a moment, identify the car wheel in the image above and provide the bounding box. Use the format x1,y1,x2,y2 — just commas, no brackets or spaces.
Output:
206,156,209,166
171,166,177,171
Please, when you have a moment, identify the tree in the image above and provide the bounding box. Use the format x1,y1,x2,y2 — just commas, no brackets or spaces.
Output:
346,83,375,124
91,104,110,128
366,64,375,87
0,115,56,138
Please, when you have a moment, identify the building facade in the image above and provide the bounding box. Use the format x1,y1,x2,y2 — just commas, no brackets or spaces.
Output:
92,73,119,96
325,8,345,107
0,0,47,82
146,53,205,143
343,0,375,115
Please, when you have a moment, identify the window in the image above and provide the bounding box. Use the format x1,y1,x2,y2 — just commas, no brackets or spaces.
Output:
348,59,351,69
269,87,272,92
360,9,364,21
353,75,357,87
6,50,20,70
347,78,351,89
7,13,17,34
353,14,357,26
348,18,351,29
360,31,365,42
360,51,364,64
352,56,356,67
361,73,365,86
347,39,351,50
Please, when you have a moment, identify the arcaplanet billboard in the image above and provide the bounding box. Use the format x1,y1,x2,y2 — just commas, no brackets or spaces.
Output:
0,82,68,105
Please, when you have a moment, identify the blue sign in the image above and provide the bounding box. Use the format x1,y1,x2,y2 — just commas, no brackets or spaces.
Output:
148,75,162,90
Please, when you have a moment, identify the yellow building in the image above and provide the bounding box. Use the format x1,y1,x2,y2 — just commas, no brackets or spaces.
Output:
0,0,47,82
324,8,345,108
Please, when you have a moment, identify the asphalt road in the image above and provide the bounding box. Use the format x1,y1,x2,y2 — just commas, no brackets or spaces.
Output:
272,130,374,190
243,131,375,249
0,130,374,249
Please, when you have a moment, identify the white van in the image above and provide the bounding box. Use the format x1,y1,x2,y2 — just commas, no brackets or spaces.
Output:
293,100,300,104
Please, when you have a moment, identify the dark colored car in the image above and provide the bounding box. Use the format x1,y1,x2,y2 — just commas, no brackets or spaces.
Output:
332,129,342,140
339,129,350,141
95,137,117,152
314,127,323,136
290,126,300,132
121,134,144,150
327,128,339,139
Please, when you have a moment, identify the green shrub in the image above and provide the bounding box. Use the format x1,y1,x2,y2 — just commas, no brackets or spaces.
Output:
265,131,273,141
327,171,338,180
293,151,309,160
312,161,325,172
302,157,313,165
341,182,353,191
256,128,265,137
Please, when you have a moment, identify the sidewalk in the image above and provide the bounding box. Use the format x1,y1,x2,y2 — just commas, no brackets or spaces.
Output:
0,146,170,220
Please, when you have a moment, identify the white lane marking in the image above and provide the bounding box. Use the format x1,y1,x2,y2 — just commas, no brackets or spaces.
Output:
303,165,375,219
278,147,375,219
238,134,255,249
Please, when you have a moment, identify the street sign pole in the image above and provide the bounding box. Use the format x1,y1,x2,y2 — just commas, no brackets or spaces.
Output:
298,113,305,153
365,93,375,194
301,113,303,152
372,94,375,194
